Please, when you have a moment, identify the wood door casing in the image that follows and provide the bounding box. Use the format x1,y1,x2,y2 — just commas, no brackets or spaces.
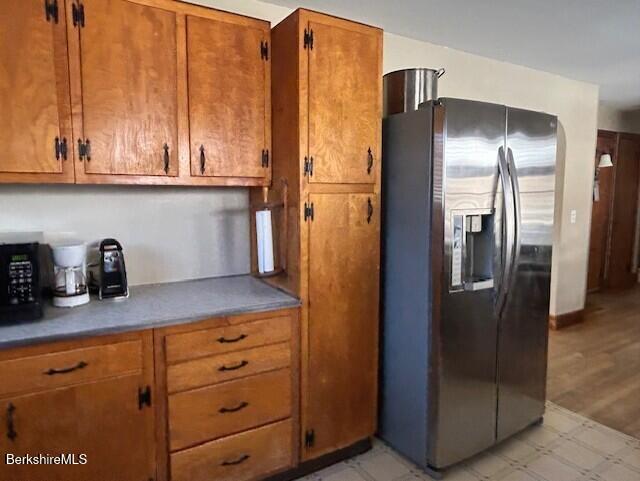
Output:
608,134,640,289
587,131,617,291
0,0,74,182
305,193,380,458
308,20,381,184
187,15,268,179
0,375,154,481
74,0,178,177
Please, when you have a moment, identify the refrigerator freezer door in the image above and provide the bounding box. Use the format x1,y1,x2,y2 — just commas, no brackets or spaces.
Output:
428,99,505,468
496,108,557,441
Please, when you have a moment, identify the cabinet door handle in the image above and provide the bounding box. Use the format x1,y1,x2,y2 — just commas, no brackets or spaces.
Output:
199,145,206,174
217,334,247,344
218,360,249,372
6,403,16,442
163,143,170,174
367,147,374,175
367,197,373,224
55,137,61,160
44,360,88,376
219,401,248,414
221,454,250,466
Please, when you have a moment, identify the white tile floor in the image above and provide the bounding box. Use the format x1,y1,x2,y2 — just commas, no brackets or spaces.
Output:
296,402,640,481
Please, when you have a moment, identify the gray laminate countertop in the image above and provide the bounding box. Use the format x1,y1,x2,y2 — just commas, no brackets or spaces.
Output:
0,275,300,350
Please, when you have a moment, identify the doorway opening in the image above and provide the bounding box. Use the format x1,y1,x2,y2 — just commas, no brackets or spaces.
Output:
547,129,640,439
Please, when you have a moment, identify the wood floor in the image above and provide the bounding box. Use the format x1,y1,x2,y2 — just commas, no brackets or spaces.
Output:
547,284,640,439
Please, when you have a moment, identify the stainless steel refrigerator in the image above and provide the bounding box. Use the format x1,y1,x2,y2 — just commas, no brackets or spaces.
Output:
379,75,557,475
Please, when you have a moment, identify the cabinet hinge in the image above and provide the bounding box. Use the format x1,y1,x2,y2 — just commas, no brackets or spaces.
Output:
138,386,152,410
261,149,270,168
72,2,85,28
303,156,314,177
260,40,269,60
44,0,59,23
303,28,314,50
77,138,91,161
304,202,314,222
55,137,68,161
304,429,315,448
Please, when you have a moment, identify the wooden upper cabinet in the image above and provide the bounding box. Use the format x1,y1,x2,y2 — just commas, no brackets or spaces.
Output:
307,18,382,185
187,14,270,180
305,193,380,458
67,0,179,181
0,0,74,183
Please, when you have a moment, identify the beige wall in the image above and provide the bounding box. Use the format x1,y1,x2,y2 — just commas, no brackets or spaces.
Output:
598,104,640,133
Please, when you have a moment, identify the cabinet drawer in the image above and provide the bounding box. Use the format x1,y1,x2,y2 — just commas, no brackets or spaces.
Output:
167,342,290,393
170,419,292,481
0,341,142,397
165,315,291,364
169,368,291,451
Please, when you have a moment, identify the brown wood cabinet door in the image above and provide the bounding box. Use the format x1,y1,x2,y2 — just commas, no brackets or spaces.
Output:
587,132,617,291
0,374,154,481
304,193,380,458
307,20,381,184
71,0,178,178
0,0,73,182
607,135,640,289
187,15,269,179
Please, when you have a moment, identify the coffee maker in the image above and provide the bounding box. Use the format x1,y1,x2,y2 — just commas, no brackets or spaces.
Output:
51,241,90,308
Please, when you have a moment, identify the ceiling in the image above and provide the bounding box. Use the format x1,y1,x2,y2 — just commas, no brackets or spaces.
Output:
268,0,640,110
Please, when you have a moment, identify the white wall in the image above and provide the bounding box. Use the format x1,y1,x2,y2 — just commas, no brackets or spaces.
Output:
3,0,602,316
0,186,250,286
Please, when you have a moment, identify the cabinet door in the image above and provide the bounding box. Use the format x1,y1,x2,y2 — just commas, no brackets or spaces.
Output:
187,15,269,179
307,20,381,184
304,193,380,458
0,374,154,481
70,0,178,178
607,135,640,289
0,0,73,182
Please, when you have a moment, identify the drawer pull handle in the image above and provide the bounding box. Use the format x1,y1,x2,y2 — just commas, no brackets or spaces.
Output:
218,360,249,372
44,361,88,376
217,334,247,344
221,454,250,466
6,403,17,442
219,401,248,414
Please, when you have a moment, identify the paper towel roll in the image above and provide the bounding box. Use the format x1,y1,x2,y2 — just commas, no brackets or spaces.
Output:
256,210,275,274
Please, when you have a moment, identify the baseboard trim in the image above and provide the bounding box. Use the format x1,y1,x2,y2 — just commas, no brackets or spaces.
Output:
549,309,584,330
265,438,372,481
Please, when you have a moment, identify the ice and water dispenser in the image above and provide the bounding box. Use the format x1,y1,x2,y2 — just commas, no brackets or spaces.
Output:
450,210,495,292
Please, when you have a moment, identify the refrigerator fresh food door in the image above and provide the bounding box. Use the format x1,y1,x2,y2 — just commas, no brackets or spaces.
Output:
496,108,557,442
428,99,505,468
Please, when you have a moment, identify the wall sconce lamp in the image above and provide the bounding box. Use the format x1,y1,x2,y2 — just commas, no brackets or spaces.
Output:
593,152,613,201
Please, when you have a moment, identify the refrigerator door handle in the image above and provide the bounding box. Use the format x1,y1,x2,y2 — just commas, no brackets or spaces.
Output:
497,146,516,316
507,147,522,282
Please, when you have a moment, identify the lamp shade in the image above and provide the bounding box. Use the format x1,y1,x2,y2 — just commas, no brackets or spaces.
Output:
598,153,613,168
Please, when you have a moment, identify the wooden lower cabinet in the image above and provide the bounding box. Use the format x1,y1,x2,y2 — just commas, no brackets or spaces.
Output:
305,193,380,458
171,420,293,481
0,332,155,481
168,368,292,451
155,308,300,481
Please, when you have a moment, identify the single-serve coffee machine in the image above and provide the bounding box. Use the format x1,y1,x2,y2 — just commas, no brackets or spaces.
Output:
51,241,90,308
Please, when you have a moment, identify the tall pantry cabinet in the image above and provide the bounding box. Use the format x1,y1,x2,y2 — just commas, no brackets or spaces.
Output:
253,9,382,461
